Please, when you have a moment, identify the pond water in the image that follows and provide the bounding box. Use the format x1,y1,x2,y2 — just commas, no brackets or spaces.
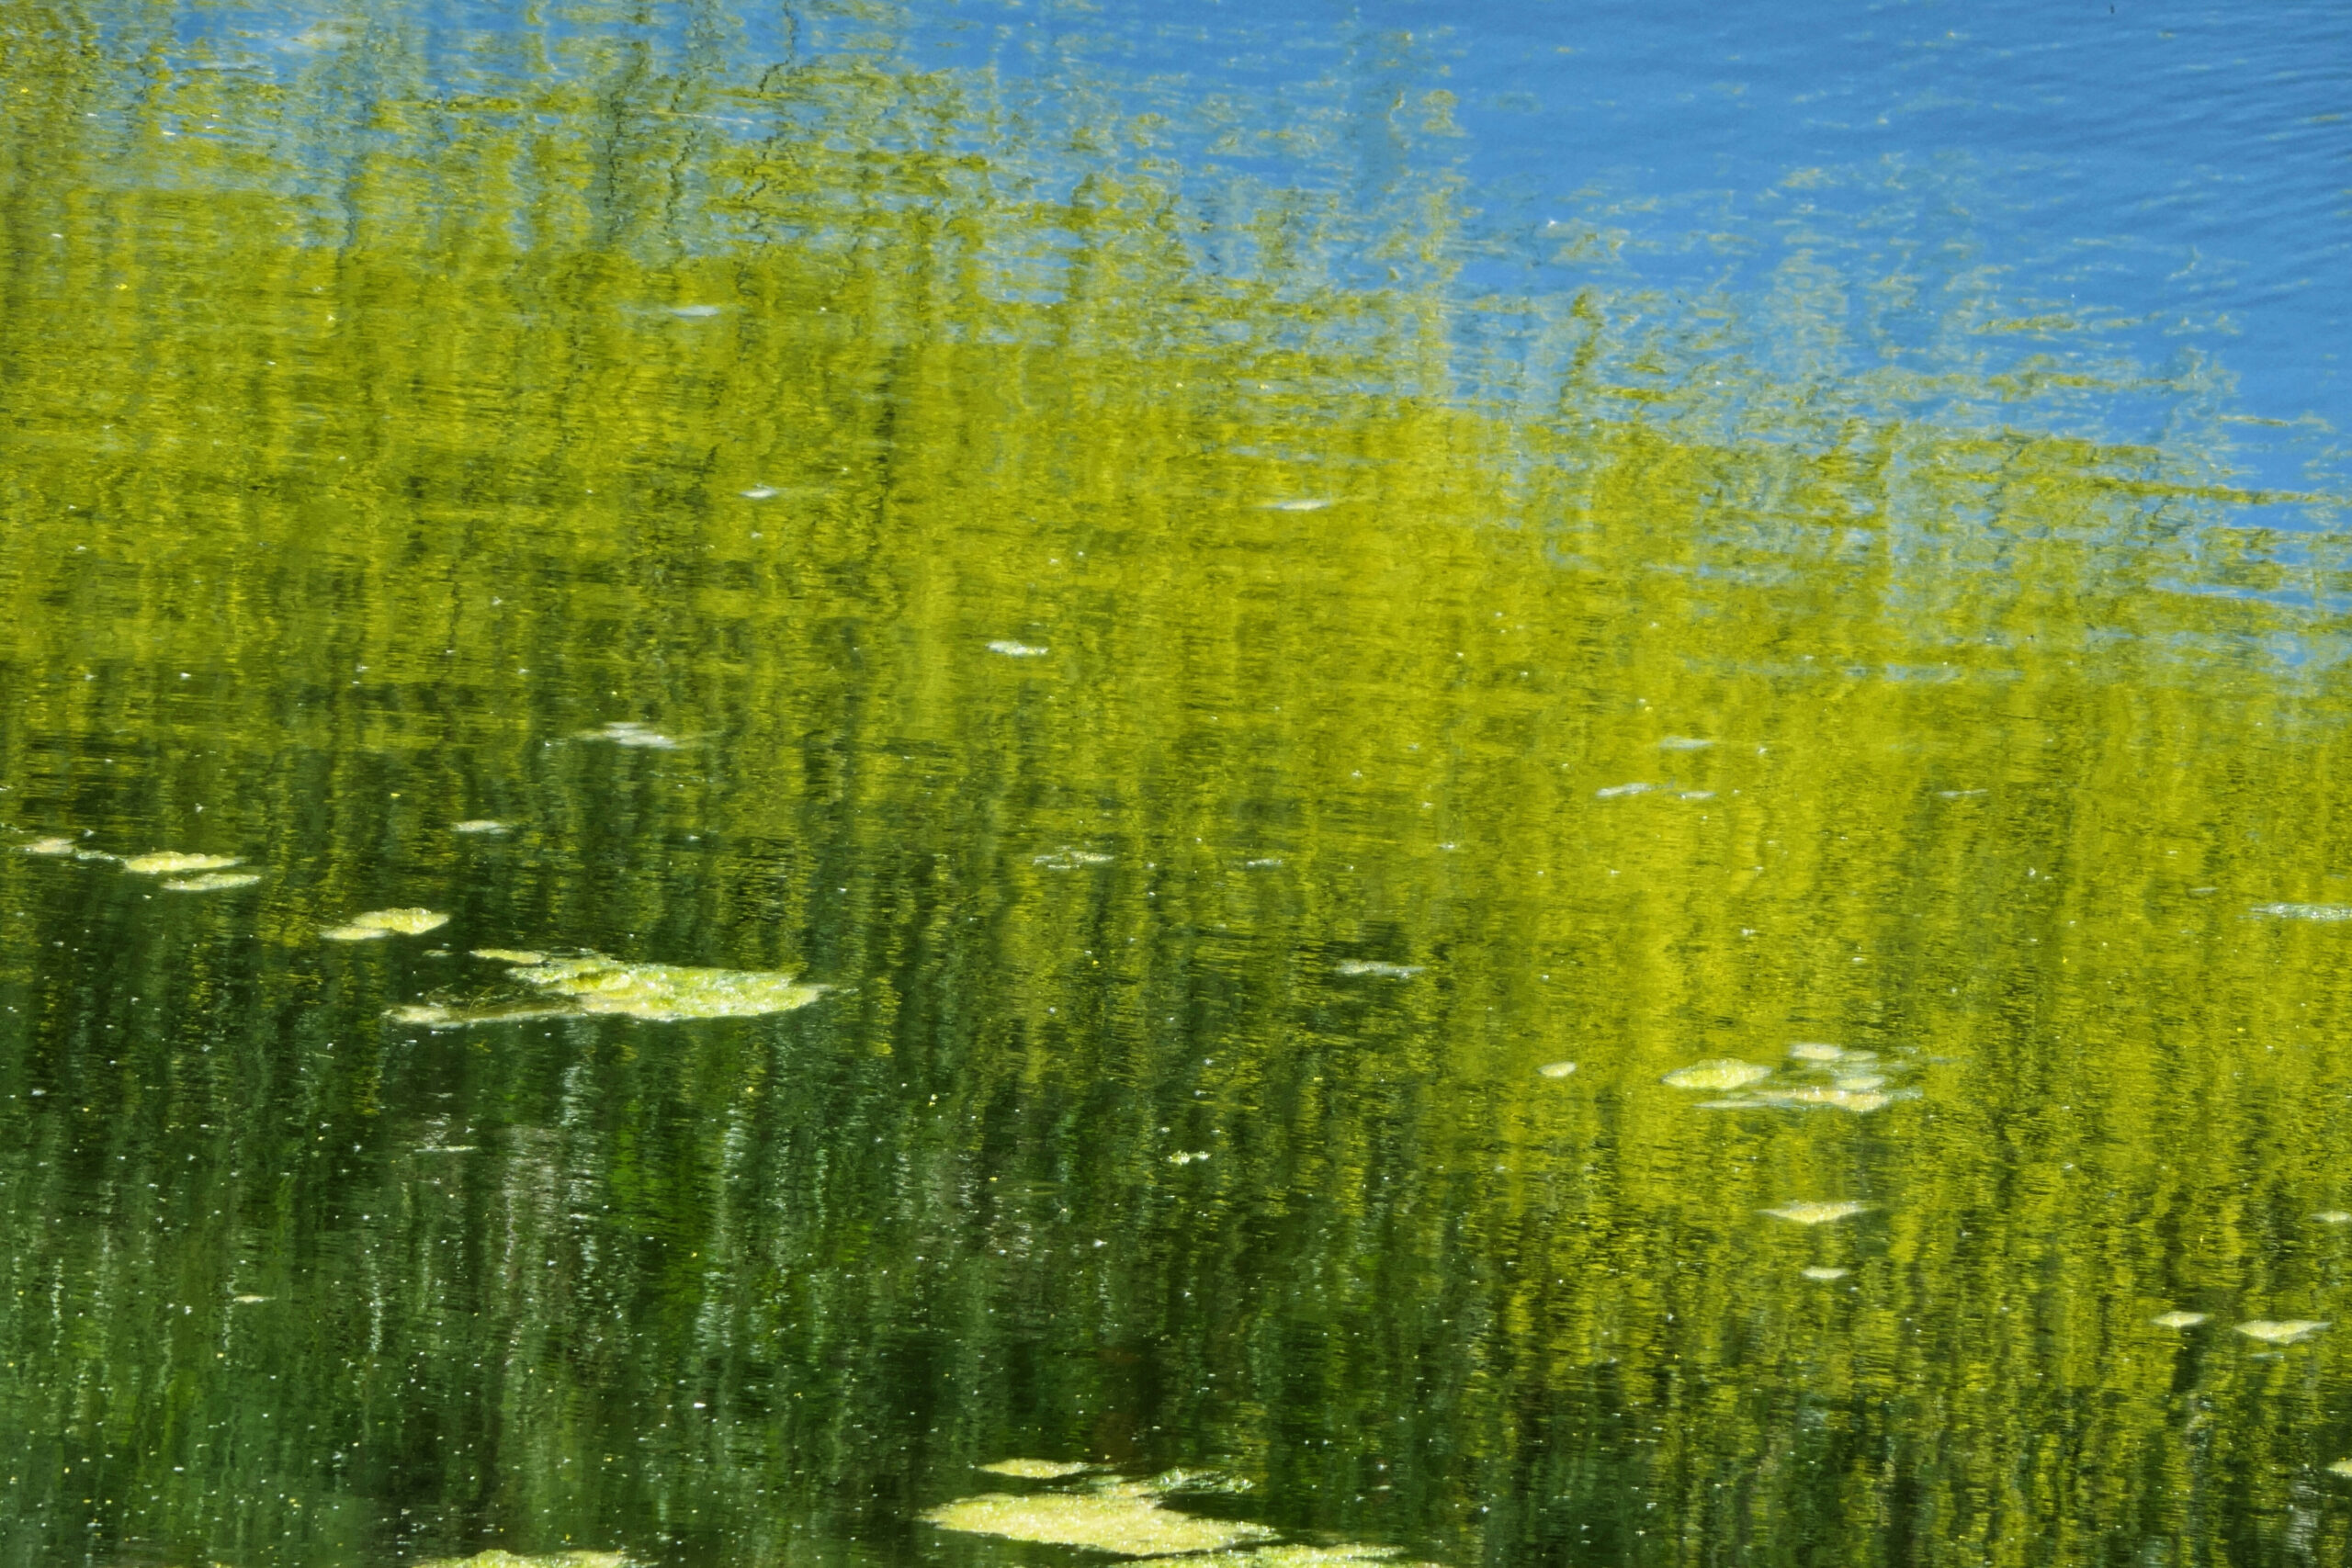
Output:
4,3,2352,1565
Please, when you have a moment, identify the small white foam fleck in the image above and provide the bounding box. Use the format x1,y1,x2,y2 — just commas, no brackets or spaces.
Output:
988,640,1050,658
1595,781,1657,799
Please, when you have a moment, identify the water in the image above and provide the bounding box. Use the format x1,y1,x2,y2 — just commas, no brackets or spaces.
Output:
5,3,2352,1564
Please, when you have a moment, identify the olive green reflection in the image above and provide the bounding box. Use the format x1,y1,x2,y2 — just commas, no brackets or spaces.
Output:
2,4,2352,1568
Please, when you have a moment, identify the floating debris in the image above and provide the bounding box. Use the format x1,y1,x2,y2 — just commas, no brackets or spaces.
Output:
2318,1212,2352,1224
1595,781,1658,799
1657,736,1715,751
1935,788,1987,799
1788,1043,1847,1063
987,640,1050,658
1678,790,1716,801
1756,1085,1891,1113
1144,1470,1253,1495
1128,1549,1417,1568
667,303,725,318
2331,1459,2352,1478
2250,903,2352,921
1243,857,1284,868
2151,1311,2210,1329
1662,1059,1771,1091
1763,1201,1870,1226
1262,498,1335,512
1831,1074,1887,1092
1537,1061,1577,1079
471,948,547,965
231,1293,268,1303
1334,960,1423,979
452,819,512,834
163,872,263,892
578,720,682,750
20,836,78,856
396,953,827,1026
122,852,242,875
2235,1319,2329,1344
1130,1547,1430,1568
417,1553,631,1568
922,1490,1275,1556
1800,1267,1849,1281
978,1459,1093,1480
1168,1150,1212,1166
1034,848,1114,869
740,485,779,500
323,908,449,942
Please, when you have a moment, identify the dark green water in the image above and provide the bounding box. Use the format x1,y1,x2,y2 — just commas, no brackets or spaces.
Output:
6,5,2352,1567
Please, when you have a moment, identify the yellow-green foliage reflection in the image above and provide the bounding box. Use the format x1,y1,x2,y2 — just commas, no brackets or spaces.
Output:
1,6,2351,1568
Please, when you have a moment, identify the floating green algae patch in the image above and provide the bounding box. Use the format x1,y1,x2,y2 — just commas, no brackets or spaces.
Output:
162,871,264,892
121,852,243,875
1130,1547,1441,1568
977,1458,1094,1479
393,953,827,1026
323,908,449,941
922,1487,1277,1555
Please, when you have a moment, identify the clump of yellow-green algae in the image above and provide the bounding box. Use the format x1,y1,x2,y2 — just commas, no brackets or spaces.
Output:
922,1486,1276,1555
163,871,263,892
391,952,827,1027
2235,1319,2329,1344
1662,1059,1771,1090
322,908,450,941
1763,1201,1870,1225
122,852,243,874
978,1458,1092,1479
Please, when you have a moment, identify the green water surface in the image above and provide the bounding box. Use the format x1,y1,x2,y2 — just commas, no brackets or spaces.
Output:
6,6,2352,1567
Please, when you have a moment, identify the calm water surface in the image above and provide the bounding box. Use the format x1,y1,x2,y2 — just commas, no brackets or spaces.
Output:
5,4,2352,1566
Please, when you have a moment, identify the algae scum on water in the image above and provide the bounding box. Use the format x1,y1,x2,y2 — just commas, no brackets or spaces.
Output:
390,952,828,1027
5,1,2352,1565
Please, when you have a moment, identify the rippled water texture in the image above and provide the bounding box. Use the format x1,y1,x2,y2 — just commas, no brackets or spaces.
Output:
5,2,2352,1565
